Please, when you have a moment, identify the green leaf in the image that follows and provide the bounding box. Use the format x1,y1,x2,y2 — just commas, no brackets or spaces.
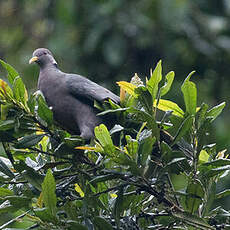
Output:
34,207,57,223
1,104,11,120
135,86,153,115
67,221,88,230
147,60,162,101
173,211,215,229
16,161,44,191
74,183,84,197
90,174,124,185
0,120,15,131
154,99,184,118
116,81,137,97
113,187,124,228
216,189,230,199
172,115,193,145
205,165,230,178
0,157,14,178
138,132,156,167
0,79,14,99
203,158,230,167
97,107,128,116
199,150,210,164
94,124,115,155
36,92,53,126
0,59,19,85
12,76,28,105
93,216,113,230
170,173,188,191
1,195,30,209
161,141,173,163
184,179,205,214
160,71,175,96
195,103,209,129
125,135,138,158
206,102,226,122
0,187,14,197
15,134,45,148
42,169,57,216
128,107,159,140
181,71,197,115
0,200,14,214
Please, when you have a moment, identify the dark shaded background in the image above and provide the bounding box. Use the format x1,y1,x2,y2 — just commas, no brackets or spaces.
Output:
0,0,230,205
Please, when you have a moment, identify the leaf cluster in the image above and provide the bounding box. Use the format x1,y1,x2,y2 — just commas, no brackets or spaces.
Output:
0,60,228,230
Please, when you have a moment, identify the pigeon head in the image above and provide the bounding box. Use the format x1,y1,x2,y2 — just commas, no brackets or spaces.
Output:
29,48,57,68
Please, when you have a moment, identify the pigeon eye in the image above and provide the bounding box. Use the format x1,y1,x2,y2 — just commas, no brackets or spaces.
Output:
44,52,47,55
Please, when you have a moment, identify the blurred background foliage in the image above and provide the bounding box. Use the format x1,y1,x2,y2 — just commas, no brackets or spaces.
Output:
0,0,230,205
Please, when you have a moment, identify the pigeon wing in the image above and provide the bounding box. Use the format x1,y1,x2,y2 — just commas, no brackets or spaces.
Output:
66,74,120,104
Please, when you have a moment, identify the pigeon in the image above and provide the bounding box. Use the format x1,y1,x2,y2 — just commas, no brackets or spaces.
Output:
29,48,120,139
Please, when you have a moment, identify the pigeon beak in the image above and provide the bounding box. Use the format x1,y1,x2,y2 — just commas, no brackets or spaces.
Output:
29,56,38,64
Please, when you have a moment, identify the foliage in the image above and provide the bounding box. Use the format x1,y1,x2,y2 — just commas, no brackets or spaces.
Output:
0,60,229,229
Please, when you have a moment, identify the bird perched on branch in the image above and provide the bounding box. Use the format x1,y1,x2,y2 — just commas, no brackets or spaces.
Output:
29,48,120,139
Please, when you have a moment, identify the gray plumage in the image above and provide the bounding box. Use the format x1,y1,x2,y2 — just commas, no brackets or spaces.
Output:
30,48,120,139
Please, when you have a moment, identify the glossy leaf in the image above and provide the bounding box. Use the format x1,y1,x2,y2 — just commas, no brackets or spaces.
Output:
205,165,230,178
199,150,210,164
195,103,208,129
173,211,215,229
1,195,30,209
113,187,124,227
15,134,45,148
34,207,57,223
0,79,13,99
116,81,137,97
90,174,124,185
94,124,115,155
125,135,138,158
0,187,14,197
170,173,188,191
0,157,14,178
93,216,113,230
12,76,28,105
138,133,156,167
203,158,230,167
0,59,19,85
42,169,57,216
216,189,230,199
36,92,53,126
147,60,162,100
207,102,226,122
172,115,193,145
185,179,205,214
154,99,184,118
75,183,85,197
0,120,15,131
181,71,197,115
160,71,175,96
135,86,153,114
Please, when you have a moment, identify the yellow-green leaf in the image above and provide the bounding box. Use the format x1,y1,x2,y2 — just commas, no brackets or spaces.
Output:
13,76,28,105
181,71,197,115
116,81,137,97
154,99,184,118
0,79,13,99
75,146,96,151
0,59,19,85
199,150,210,163
75,183,85,197
147,60,162,100
160,71,175,96
94,124,115,155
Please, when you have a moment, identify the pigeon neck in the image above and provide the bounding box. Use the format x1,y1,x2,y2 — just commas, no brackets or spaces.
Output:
40,63,58,71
